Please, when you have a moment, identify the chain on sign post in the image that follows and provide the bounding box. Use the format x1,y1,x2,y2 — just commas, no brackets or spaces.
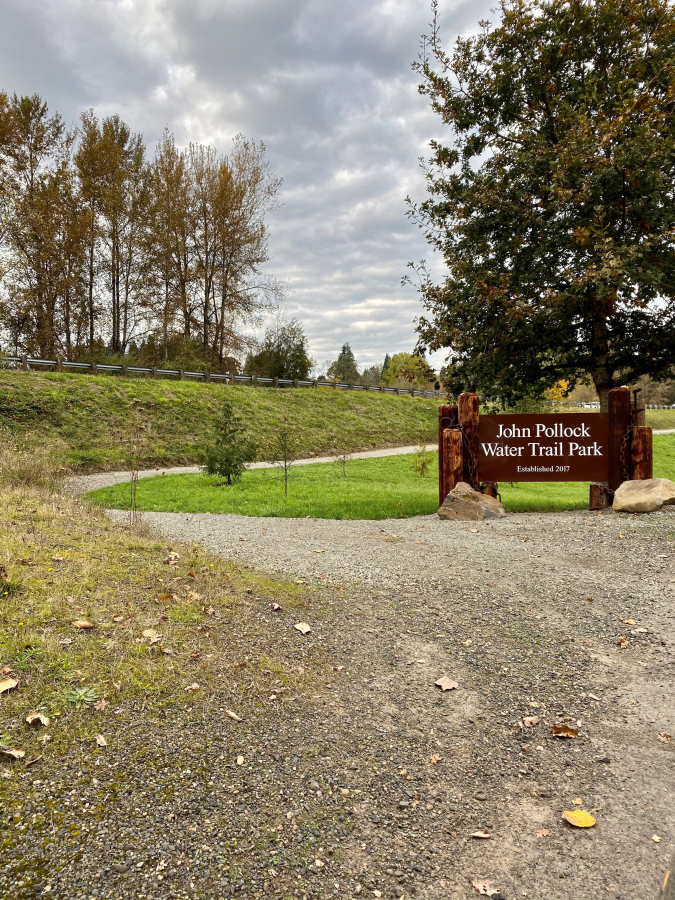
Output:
438,388,653,510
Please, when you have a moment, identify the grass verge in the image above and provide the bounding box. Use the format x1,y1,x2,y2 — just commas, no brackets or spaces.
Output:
0,456,330,773
85,434,675,517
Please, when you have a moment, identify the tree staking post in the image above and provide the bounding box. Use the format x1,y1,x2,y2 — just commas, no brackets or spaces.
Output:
458,392,480,490
608,387,631,493
438,404,457,505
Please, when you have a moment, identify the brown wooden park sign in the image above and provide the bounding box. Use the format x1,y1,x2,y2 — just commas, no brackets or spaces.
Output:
438,387,653,510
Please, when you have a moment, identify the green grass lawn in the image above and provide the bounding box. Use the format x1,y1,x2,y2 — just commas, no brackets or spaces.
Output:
87,434,675,518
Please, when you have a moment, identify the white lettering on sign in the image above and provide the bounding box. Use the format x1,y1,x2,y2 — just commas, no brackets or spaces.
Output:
480,423,603,460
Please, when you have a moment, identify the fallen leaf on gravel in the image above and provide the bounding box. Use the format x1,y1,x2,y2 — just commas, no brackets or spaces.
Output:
652,835,661,842
270,603,282,611
236,755,244,765
429,754,442,764
26,712,50,727
522,716,540,728
312,549,325,553
471,880,495,896
333,665,345,672
536,829,549,838
72,620,95,629
657,732,672,743
587,596,594,602
94,699,108,711
435,676,459,692
562,809,596,828
0,677,18,694
0,748,25,760
224,710,241,722
573,797,583,805
95,734,107,747
616,634,629,649
206,606,216,616
527,701,540,708
621,618,637,625
294,623,311,635
470,830,491,839
469,528,478,533
551,725,578,738
295,579,307,585
185,683,200,693
142,628,162,644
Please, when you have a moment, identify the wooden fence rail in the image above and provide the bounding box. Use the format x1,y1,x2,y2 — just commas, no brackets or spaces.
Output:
1,355,440,399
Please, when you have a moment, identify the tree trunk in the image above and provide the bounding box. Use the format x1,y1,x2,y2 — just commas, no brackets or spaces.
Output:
590,309,613,413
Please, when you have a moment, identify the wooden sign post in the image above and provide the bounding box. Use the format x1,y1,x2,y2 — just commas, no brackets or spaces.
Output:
437,391,653,509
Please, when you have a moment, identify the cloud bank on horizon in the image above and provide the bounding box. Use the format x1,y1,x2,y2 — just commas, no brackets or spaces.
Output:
0,0,494,372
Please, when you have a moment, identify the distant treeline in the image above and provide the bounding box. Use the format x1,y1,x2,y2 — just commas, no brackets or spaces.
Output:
0,92,283,370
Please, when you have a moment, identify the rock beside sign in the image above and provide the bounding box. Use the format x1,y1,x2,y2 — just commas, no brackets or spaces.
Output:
613,478,675,514
438,482,506,521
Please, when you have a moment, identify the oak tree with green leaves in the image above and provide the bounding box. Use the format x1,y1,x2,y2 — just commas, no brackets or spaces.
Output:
410,0,675,410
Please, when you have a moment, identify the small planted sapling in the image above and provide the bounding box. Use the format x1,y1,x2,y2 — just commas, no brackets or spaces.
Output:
199,396,257,486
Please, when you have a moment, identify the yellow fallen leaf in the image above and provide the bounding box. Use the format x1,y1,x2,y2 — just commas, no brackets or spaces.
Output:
72,620,95,629
26,712,50,727
572,797,583,805
562,809,596,828
142,628,161,644
312,549,326,553
0,676,18,694
551,724,578,738
653,834,661,842
435,676,459,692
657,732,672,743
622,618,637,625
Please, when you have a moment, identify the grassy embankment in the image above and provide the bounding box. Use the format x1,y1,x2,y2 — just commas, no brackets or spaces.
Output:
88,433,675,517
0,370,438,473
0,446,333,776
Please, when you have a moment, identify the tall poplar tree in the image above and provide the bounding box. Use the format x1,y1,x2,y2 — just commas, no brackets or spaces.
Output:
411,0,675,410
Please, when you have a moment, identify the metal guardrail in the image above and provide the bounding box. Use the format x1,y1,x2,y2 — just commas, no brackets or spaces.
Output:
2,354,439,398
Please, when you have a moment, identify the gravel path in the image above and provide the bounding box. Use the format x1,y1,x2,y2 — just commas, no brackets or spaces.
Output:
98,500,675,899
66,444,437,495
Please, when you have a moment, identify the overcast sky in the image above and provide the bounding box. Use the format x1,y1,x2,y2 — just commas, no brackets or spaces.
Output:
0,0,494,373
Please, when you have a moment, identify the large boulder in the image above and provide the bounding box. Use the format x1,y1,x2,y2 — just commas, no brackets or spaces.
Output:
438,481,506,521
613,478,675,513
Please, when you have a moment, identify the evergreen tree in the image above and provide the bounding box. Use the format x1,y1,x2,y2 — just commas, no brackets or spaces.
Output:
327,342,359,384
198,395,256,485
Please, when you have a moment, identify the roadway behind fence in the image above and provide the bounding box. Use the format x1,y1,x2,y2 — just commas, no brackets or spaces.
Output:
3,354,440,398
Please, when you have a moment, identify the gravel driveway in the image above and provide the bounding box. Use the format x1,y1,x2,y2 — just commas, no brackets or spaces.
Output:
98,498,675,899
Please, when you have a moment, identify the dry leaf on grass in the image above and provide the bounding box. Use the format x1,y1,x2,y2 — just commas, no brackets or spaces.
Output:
185,683,200,693
270,603,282,611
72,620,95,629
562,809,596,828
657,732,672,743
522,716,540,728
94,699,108,711
551,724,578,738
294,623,311,635
95,734,107,747
113,616,124,623
471,880,495,896
236,755,244,765
113,681,121,692
142,628,161,645
38,734,51,746
536,829,549,838
164,551,179,565
186,591,203,603
0,748,25,760
470,830,491,839
25,712,50,727
435,676,459,692
0,677,18,694
224,710,241,722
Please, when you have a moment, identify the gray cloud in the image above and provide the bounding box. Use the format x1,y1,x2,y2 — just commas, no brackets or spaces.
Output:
0,0,494,371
